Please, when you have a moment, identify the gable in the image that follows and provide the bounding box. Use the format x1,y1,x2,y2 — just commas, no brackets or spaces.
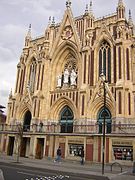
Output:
50,6,81,59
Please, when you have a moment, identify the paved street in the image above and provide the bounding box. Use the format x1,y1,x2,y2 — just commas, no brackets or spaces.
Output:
0,162,109,180
0,155,135,180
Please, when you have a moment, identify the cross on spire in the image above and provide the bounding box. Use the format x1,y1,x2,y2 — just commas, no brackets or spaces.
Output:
66,0,71,8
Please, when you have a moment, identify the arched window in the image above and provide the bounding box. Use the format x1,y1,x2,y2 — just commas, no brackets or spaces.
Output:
29,59,37,92
60,106,74,133
97,107,112,134
99,41,111,83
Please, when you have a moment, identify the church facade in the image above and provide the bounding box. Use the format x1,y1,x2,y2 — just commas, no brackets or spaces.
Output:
1,0,135,164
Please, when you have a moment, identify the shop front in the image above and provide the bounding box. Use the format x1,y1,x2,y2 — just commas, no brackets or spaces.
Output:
112,139,133,162
66,138,85,160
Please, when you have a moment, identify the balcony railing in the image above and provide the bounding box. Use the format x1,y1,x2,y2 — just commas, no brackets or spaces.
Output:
0,123,135,135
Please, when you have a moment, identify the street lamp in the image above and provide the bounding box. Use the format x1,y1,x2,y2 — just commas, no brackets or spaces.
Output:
100,72,107,175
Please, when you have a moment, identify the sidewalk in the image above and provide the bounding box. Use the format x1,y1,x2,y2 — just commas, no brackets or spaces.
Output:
0,154,135,180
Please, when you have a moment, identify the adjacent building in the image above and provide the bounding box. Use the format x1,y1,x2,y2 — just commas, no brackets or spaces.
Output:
0,105,6,124
1,0,135,164
0,105,6,149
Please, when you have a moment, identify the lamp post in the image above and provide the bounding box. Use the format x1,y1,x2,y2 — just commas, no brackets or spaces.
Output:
100,72,106,175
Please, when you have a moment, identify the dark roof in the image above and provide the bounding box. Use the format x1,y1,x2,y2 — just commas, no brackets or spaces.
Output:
0,105,5,109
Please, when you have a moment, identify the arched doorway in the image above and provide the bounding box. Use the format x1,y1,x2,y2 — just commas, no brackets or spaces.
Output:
97,107,112,134
60,106,74,133
23,110,32,132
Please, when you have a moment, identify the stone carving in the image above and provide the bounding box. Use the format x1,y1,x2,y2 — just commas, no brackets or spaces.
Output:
61,26,73,40
70,69,77,85
57,75,62,87
63,68,69,84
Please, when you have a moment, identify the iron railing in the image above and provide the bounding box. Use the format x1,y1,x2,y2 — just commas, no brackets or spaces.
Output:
0,123,135,134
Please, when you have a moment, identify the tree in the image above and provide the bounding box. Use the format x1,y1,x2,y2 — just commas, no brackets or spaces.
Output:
15,123,23,163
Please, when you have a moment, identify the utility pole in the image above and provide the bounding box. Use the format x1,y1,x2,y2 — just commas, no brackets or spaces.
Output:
100,72,107,175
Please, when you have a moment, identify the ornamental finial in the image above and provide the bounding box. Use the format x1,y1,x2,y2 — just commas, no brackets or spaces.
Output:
89,1,93,13
27,24,31,37
128,9,133,26
85,4,88,13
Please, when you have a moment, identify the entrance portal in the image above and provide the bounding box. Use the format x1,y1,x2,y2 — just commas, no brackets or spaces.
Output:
97,107,112,133
35,138,44,159
23,111,32,132
20,137,30,157
60,106,74,133
7,137,15,156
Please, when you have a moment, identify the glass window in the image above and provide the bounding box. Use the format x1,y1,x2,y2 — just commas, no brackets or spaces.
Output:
99,41,111,83
113,146,133,161
29,59,37,92
69,144,84,157
60,106,74,133
97,107,112,134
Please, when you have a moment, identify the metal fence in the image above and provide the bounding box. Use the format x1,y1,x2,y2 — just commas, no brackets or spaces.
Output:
0,123,135,134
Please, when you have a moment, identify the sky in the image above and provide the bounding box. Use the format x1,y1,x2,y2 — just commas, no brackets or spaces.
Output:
0,0,135,113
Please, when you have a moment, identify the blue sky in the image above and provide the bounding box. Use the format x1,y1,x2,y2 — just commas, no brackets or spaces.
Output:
0,0,135,111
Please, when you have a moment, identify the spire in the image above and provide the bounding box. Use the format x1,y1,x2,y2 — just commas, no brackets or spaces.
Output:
51,17,55,26
9,89,12,99
89,1,92,14
117,0,125,19
118,0,124,6
85,4,88,14
48,16,51,25
25,24,32,47
128,9,133,26
66,0,71,8
27,24,31,38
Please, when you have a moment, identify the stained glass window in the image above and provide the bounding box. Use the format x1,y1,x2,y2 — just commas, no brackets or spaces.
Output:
99,41,111,83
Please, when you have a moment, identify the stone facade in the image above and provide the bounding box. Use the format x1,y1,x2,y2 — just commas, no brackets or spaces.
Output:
1,0,135,164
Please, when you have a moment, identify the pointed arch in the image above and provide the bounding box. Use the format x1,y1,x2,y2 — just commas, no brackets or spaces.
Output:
50,41,81,90
94,33,114,50
26,53,37,66
25,56,37,93
49,6,81,58
60,105,74,133
23,110,32,131
93,33,114,85
49,96,78,121
51,40,80,63
17,95,32,120
97,107,112,134
98,40,111,83
87,90,115,121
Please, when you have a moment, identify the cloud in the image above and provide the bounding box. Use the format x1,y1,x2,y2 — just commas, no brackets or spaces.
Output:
0,24,26,46
22,0,52,14
0,89,9,99
0,46,15,63
0,61,16,107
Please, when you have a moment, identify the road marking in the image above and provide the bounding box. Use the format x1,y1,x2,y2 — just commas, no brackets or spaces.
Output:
18,171,70,179
17,171,42,177
109,171,129,180
118,171,128,175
